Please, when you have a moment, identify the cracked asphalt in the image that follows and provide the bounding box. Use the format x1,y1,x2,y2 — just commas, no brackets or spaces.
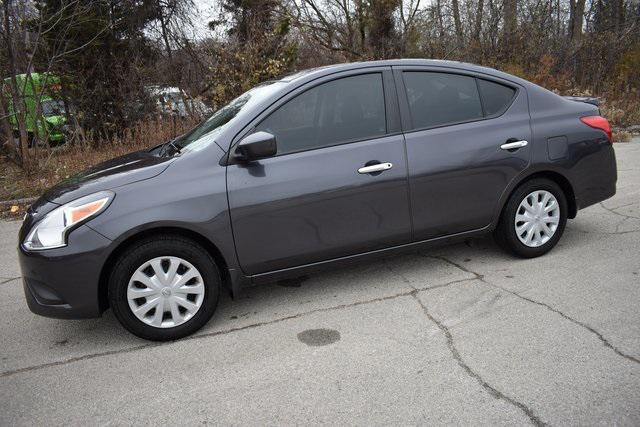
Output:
1,141,639,425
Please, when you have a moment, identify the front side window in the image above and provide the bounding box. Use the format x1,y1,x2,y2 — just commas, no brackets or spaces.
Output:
255,73,386,155
403,72,483,129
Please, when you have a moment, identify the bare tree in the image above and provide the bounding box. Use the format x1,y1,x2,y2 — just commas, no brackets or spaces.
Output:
148,0,197,82
452,0,464,45
1,0,31,167
0,84,15,149
569,0,586,41
435,0,444,37
473,0,484,41
503,0,517,44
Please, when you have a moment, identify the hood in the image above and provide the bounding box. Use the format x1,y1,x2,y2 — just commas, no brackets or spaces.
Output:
42,150,175,205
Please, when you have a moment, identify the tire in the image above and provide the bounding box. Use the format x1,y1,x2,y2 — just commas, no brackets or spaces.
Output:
108,235,220,341
494,178,568,258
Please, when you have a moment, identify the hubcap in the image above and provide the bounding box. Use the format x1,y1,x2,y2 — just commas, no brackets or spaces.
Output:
127,256,205,328
514,190,560,248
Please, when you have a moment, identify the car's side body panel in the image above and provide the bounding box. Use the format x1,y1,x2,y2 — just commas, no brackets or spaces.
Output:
226,68,413,275
392,65,532,241
227,134,412,275
248,225,491,285
87,143,241,276
526,93,617,211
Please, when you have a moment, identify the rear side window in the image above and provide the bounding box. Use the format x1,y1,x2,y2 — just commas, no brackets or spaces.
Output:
403,72,483,129
256,73,386,155
478,79,516,116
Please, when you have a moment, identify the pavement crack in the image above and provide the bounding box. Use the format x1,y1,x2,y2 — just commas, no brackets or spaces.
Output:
599,202,640,220
428,255,640,365
422,254,485,281
485,284,640,365
410,292,546,426
385,257,478,291
0,277,20,285
569,227,640,235
1,290,415,378
606,201,636,210
415,277,478,292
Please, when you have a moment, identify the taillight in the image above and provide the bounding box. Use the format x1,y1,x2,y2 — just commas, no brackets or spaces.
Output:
580,116,612,142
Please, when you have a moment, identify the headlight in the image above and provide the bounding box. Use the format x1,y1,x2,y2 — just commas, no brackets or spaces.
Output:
23,191,114,251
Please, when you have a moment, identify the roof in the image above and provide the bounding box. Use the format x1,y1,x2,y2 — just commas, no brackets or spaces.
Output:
279,59,531,88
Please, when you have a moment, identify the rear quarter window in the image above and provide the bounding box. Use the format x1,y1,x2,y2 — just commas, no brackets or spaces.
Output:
477,79,516,116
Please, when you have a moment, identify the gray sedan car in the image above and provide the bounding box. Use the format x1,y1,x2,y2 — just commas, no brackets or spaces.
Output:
18,59,617,340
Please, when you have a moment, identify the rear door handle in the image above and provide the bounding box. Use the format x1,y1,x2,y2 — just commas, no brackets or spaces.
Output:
358,162,393,174
500,140,528,150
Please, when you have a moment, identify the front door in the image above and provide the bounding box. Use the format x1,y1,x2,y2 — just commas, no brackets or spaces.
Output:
227,71,412,275
394,68,532,240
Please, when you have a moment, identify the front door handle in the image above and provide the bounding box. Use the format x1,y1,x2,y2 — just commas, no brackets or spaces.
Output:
500,140,528,150
358,162,393,174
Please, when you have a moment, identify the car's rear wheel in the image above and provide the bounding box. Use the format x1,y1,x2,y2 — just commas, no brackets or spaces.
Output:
108,235,220,341
494,178,568,258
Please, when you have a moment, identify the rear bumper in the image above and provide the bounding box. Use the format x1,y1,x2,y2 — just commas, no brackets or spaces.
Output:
576,179,616,211
575,144,617,211
18,224,112,319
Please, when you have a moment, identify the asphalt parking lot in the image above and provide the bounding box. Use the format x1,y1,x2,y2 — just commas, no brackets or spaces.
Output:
1,141,639,425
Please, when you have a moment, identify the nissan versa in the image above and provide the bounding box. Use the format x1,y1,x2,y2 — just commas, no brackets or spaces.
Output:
18,60,617,341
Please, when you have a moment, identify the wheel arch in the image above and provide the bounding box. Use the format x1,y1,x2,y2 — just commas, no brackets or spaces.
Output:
98,226,231,313
495,170,577,227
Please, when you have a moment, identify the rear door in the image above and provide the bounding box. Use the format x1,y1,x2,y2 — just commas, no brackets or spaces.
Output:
394,67,532,240
227,69,412,275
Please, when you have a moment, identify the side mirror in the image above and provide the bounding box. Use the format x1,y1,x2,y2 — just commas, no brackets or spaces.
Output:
235,131,277,162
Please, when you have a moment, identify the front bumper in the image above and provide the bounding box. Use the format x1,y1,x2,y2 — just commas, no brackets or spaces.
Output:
18,224,112,319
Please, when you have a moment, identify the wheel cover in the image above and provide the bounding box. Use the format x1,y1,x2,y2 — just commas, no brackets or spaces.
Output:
126,256,205,328
514,190,560,248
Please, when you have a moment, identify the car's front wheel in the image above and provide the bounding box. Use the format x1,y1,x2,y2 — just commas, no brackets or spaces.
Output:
494,178,568,258
108,235,220,341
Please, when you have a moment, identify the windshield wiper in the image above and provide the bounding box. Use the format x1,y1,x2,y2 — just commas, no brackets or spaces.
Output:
160,139,181,156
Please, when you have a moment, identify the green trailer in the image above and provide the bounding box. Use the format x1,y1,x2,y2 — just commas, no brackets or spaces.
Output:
3,72,67,145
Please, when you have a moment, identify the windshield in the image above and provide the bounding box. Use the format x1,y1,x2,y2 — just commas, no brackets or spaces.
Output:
174,81,286,153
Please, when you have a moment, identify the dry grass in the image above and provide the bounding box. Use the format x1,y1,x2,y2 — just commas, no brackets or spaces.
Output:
0,115,200,202
600,97,640,129
0,200,30,220
613,131,633,143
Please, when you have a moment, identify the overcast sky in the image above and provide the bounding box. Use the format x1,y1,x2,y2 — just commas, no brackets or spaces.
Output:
190,0,219,39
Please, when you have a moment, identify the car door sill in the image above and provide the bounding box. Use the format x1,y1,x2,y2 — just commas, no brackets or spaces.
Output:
247,225,491,285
